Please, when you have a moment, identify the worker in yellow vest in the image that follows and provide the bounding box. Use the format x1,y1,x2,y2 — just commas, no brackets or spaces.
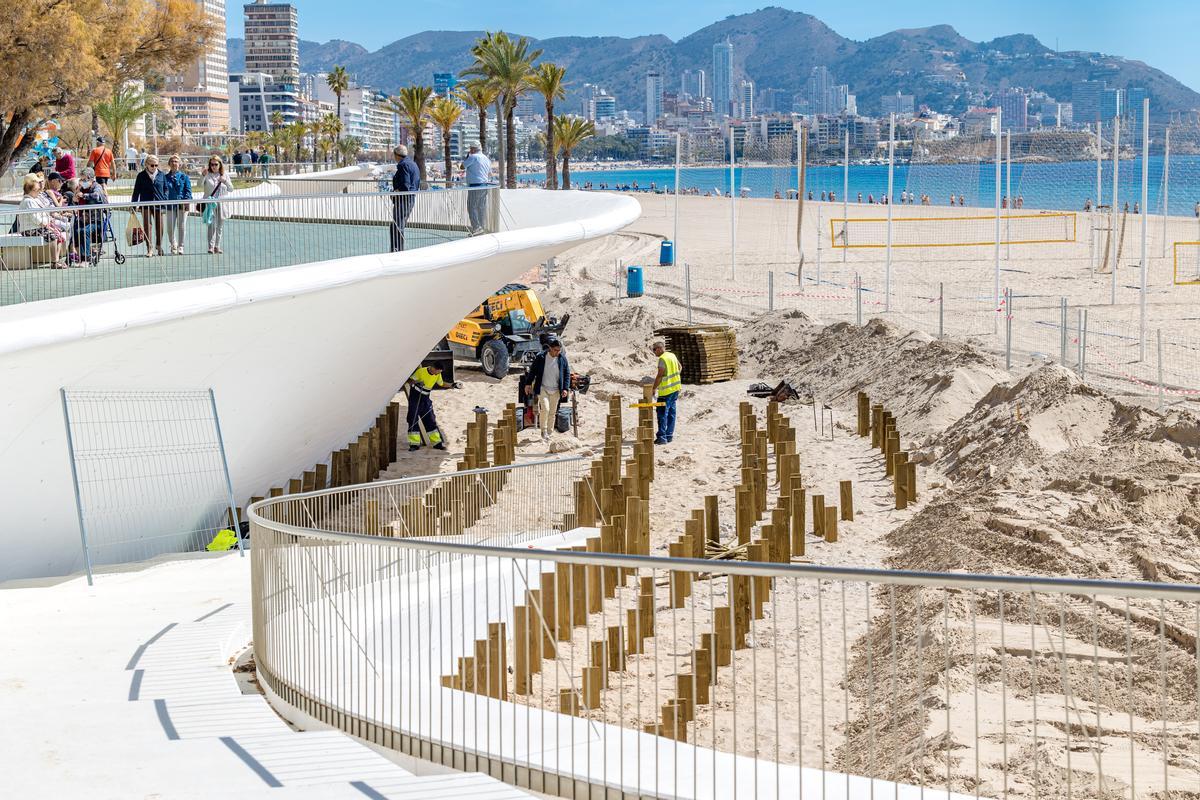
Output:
405,364,460,451
651,340,681,445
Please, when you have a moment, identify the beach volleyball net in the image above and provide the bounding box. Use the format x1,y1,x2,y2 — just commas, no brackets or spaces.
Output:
828,211,1077,249
1174,242,1200,285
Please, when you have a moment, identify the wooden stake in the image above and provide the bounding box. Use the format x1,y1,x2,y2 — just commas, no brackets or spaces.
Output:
824,506,838,543
513,605,530,694
839,480,854,521
812,494,825,538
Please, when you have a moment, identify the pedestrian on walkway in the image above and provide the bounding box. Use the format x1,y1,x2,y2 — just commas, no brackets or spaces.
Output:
162,154,193,255
390,145,420,252
525,336,570,442
650,339,681,445
86,137,114,185
462,143,492,234
201,155,232,254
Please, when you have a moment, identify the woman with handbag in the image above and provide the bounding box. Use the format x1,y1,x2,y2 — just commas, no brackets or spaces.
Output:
202,155,233,255
131,155,166,257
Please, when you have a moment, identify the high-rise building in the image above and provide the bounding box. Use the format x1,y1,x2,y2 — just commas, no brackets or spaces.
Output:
163,0,229,134
681,69,706,100
1072,80,1105,124
229,72,300,133
712,41,734,117
581,84,601,118
1100,87,1122,124
738,80,754,119
999,88,1029,131
645,72,664,124
244,0,299,82
592,94,616,121
806,67,835,115
880,92,915,117
1125,87,1148,132
434,72,458,98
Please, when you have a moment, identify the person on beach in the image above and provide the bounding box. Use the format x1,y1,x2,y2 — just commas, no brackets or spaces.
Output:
390,145,421,252
525,336,570,443
131,155,166,257
126,145,138,172
162,154,192,255
462,142,492,235
404,364,459,451
650,339,682,445
86,137,114,185
201,155,232,254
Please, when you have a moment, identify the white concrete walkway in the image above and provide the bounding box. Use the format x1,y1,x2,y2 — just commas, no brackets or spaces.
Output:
0,553,531,799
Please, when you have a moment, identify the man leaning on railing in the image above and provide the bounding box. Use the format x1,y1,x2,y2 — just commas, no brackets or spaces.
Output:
462,142,493,236
390,145,421,252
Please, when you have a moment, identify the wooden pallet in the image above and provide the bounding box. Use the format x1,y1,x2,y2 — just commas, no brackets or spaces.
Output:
655,325,739,384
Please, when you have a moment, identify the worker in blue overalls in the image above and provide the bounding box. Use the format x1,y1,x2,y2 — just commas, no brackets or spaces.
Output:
405,364,460,451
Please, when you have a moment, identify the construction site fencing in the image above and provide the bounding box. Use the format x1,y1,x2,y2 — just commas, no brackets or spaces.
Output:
0,186,501,305
250,466,1200,799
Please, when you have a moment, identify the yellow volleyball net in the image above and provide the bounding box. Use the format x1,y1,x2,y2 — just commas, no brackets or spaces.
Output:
1174,242,1200,285
829,211,1078,249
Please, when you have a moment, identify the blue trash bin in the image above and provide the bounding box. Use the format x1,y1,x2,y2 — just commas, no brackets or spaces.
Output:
659,240,674,266
626,266,644,298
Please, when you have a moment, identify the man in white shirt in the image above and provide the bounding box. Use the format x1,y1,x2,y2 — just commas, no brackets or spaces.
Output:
462,142,492,234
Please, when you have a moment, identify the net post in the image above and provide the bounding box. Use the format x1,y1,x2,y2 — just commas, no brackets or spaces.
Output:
60,389,95,586
993,109,1002,335
885,113,895,313
684,261,692,324
1157,328,1165,412
1059,297,1068,365
1004,288,1013,370
938,282,945,340
1139,97,1149,363
1111,114,1120,305
841,129,849,264
1161,126,1170,259
673,132,681,273
729,130,736,280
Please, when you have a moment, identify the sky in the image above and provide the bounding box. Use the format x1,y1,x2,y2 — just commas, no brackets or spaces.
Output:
226,1,1200,92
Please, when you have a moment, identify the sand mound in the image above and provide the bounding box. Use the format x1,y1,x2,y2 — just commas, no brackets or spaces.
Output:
933,365,1157,485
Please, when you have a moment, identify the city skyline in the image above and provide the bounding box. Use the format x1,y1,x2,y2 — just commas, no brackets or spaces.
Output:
224,1,1200,93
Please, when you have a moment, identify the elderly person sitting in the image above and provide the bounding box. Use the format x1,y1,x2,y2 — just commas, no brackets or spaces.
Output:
17,174,66,268
71,168,109,264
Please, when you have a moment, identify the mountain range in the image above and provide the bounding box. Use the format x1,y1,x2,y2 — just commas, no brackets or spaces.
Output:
226,7,1200,119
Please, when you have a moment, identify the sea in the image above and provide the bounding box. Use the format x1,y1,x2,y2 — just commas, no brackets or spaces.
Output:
529,156,1200,216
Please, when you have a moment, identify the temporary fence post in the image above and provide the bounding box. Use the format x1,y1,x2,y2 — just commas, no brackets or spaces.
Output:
993,109,1002,335
855,274,863,326
768,270,775,312
684,261,693,324
1157,328,1165,412
60,389,95,586
885,113,895,313
1076,308,1085,374
1004,288,1013,370
1139,97,1149,362
938,282,944,339
674,132,681,269
812,202,820,292
1059,297,1068,365
209,389,245,557
1005,130,1012,259
615,258,622,301
1081,309,1089,380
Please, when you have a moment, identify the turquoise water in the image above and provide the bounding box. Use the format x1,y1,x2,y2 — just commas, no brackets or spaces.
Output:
532,156,1200,216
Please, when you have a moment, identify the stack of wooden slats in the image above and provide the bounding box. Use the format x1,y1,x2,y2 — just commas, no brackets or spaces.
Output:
655,325,739,384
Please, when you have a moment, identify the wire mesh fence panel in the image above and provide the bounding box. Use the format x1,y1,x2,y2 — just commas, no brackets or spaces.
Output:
61,388,240,581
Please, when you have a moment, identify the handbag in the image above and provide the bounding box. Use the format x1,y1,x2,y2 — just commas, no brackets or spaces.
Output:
125,208,145,246
201,202,214,225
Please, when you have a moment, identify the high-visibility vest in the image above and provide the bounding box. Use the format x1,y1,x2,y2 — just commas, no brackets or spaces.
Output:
409,366,444,395
657,352,682,397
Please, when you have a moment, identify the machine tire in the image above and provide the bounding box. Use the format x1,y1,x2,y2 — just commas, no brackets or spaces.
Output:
481,339,510,379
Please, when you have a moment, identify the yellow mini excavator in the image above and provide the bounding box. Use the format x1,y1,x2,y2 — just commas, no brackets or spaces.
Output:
428,284,570,380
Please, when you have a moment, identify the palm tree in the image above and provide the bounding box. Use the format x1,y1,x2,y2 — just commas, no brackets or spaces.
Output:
336,136,362,166
528,62,567,189
458,79,499,159
428,96,464,189
286,121,307,163
386,86,435,187
95,87,160,173
326,66,350,141
462,31,542,189
318,114,342,164
553,116,595,190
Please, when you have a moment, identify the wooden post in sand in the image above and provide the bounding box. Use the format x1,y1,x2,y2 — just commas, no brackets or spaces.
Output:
839,480,854,521
692,649,712,704
791,486,806,556
704,495,720,548
905,461,918,503
824,506,838,543
812,494,825,538
512,605,530,694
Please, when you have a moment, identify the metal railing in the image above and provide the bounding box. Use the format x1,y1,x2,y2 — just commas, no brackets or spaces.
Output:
0,186,501,305
250,460,1200,799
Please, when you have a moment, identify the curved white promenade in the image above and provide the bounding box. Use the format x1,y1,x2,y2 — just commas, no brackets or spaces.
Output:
0,553,531,799
0,188,640,581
